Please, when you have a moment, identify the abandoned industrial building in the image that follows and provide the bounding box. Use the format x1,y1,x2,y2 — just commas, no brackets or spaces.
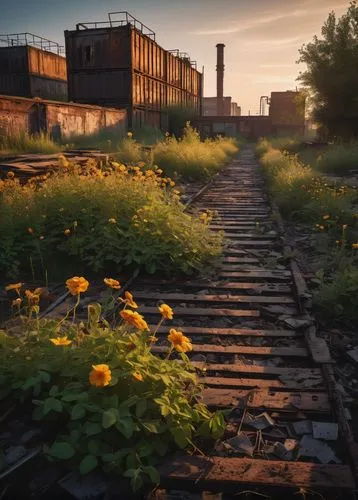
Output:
0,12,305,139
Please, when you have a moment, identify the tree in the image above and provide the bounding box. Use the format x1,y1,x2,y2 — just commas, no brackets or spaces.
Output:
298,1,358,141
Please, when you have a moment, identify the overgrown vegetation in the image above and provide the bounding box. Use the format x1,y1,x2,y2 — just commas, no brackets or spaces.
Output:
256,138,358,326
315,142,358,174
0,280,225,491
298,1,358,141
0,132,63,155
0,158,223,280
152,124,238,180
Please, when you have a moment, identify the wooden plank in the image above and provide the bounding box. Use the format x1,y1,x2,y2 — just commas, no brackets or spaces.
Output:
219,233,276,239
191,363,321,377
140,307,260,318
200,377,285,388
151,326,301,337
158,455,355,490
135,292,295,304
202,388,330,411
219,270,290,279
136,280,291,293
153,344,308,357
221,240,274,247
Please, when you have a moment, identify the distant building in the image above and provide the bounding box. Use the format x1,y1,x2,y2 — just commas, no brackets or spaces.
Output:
231,101,241,116
269,91,305,135
64,12,202,128
0,33,67,101
202,96,239,116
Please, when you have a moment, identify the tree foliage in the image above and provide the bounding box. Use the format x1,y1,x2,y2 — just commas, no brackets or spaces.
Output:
298,1,358,140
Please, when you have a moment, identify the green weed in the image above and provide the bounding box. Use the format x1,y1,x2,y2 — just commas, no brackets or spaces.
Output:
0,132,62,155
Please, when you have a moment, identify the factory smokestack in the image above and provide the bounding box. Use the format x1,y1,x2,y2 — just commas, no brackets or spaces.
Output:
216,43,225,116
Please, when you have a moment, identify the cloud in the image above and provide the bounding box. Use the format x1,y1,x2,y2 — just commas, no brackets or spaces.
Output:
192,3,345,37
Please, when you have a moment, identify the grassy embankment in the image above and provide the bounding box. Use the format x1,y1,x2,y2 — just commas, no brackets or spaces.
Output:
256,137,358,327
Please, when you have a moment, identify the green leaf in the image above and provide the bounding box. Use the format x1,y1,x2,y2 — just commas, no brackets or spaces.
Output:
49,385,59,397
124,468,143,491
39,371,51,383
135,399,147,418
84,422,102,436
71,404,86,420
48,442,75,460
44,397,63,415
79,454,98,474
141,420,161,434
62,392,88,403
116,418,134,438
102,409,117,429
87,303,102,328
143,465,160,484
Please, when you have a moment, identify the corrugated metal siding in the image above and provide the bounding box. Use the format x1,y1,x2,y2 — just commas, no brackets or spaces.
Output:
27,46,67,81
66,25,202,123
0,46,30,97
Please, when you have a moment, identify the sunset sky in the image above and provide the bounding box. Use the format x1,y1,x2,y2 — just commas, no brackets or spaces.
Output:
0,0,349,114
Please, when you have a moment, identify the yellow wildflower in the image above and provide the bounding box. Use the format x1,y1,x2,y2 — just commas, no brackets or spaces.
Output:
64,229,71,236
132,372,143,382
120,310,149,330
159,303,173,320
319,225,324,230
323,215,330,220
104,278,121,290
343,224,348,230
12,298,22,307
108,218,117,224
89,364,111,387
66,276,89,296
6,171,15,179
50,336,72,346
28,227,34,234
5,282,23,292
127,132,133,138
168,329,192,353
25,289,40,305
352,242,358,249
148,336,158,342
123,291,138,309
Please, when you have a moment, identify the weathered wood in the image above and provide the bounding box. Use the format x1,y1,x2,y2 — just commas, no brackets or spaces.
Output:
140,306,260,318
202,388,330,411
136,280,291,293
158,455,355,490
219,270,290,279
153,344,308,357
191,362,321,377
135,292,295,304
151,326,301,337
200,376,286,388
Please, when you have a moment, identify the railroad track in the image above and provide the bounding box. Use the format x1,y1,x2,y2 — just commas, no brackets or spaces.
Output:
5,147,356,498
127,147,357,498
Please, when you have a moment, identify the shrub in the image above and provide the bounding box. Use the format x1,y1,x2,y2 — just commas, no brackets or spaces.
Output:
152,124,238,180
313,264,358,326
255,138,271,157
0,161,223,279
0,281,225,491
132,126,164,146
0,132,62,154
316,142,358,174
65,126,126,152
116,135,145,165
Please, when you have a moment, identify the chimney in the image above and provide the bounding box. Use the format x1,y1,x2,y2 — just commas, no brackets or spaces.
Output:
216,43,225,115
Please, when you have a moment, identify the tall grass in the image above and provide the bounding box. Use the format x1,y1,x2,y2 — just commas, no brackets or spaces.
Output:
316,142,358,174
0,132,62,155
152,124,238,180
258,137,358,327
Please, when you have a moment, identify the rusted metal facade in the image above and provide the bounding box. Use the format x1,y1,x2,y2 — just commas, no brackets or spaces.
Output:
65,12,203,128
0,33,67,101
0,94,127,140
